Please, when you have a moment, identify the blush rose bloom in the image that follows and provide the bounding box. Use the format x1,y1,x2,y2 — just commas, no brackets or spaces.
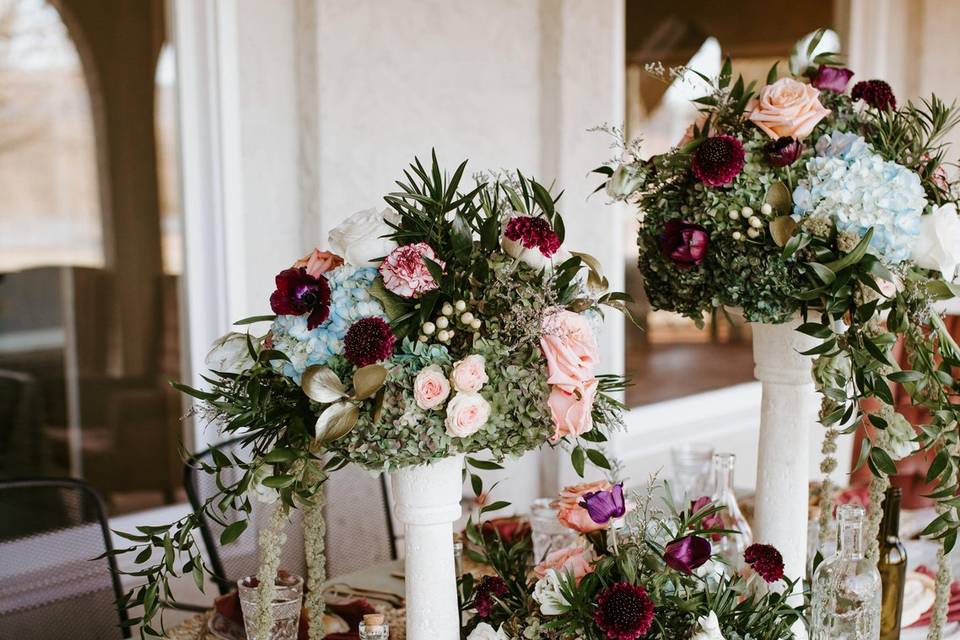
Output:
748,78,831,140
444,392,491,438
379,242,445,298
292,249,343,278
450,354,488,393
533,543,595,582
328,207,399,267
555,480,611,533
547,378,598,443
413,364,450,410
540,309,599,391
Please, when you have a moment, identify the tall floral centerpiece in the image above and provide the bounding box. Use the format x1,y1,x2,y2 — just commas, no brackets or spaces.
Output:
597,30,960,637
115,154,628,640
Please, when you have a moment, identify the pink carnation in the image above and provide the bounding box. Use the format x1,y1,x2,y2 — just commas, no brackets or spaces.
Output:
378,242,445,298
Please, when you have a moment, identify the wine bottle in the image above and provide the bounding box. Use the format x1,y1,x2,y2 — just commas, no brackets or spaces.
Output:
878,487,907,640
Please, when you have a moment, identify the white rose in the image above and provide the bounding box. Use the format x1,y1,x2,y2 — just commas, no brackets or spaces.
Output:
912,203,960,280
691,611,726,640
887,411,919,461
605,163,643,199
789,28,841,75
450,354,488,393
532,569,571,616
206,332,255,374
248,464,279,504
444,392,491,438
328,207,399,267
467,622,510,640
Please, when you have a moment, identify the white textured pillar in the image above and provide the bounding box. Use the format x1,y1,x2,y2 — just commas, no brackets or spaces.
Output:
390,454,464,640
752,317,819,615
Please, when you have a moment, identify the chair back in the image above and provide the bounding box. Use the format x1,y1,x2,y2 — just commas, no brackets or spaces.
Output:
184,438,306,594
0,478,129,639
324,463,397,578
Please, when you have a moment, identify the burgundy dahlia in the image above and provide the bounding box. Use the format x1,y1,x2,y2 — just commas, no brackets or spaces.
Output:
691,134,745,187
811,65,854,93
744,543,785,583
765,136,805,168
579,482,626,525
504,215,561,257
269,268,331,330
473,575,508,618
660,220,709,269
594,582,655,640
851,79,897,110
343,317,396,367
663,535,712,574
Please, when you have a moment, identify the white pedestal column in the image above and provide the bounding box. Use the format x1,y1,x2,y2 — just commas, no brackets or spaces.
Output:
390,454,464,640
752,317,819,590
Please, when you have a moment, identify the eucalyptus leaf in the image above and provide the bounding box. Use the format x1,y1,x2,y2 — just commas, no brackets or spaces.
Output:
315,401,360,443
301,366,348,403
353,364,389,401
763,182,792,214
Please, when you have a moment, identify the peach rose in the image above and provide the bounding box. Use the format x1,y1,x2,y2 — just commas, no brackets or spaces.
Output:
547,378,598,443
413,364,450,410
445,392,491,438
292,249,344,278
555,480,611,533
540,309,599,392
450,354,488,393
534,543,595,582
748,78,831,140
678,112,711,146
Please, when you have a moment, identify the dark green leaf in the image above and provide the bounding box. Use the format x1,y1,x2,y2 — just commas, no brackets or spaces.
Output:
220,520,248,545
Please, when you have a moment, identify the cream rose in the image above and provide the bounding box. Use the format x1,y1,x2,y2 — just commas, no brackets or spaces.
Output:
444,392,491,438
691,611,726,640
328,207,399,267
413,364,450,410
532,569,571,616
748,78,831,140
912,203,960,280
466,623,509,640
450,354,488,393
206,332,256,374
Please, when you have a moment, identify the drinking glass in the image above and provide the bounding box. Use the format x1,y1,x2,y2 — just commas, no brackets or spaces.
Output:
670,443,715,504
238,573,303,640
529,498,577,564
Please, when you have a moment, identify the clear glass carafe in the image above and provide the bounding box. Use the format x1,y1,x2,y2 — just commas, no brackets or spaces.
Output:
811,504,881,640
709,452,753,571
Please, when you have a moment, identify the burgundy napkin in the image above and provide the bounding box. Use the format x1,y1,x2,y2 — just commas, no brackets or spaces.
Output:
214,591,378,639
908,566,960,627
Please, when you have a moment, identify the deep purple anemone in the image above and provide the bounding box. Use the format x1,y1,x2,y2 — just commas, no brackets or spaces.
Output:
269,268,331,330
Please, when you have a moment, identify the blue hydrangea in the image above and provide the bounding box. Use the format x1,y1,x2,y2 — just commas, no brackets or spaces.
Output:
270,265,386,381
793,134,927,264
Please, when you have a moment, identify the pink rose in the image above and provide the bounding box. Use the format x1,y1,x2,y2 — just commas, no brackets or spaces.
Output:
547,379,598,443
678,112,711,146
533,543,595,582
555,480,611,533
748,78,831,140
292,249,344,278
450,354,488,393
444,392,491,438
413,364,450,410
379,242,445,298
540,309,599,392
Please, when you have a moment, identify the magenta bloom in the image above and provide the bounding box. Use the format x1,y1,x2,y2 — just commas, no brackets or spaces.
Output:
691,134,745,187
744,543,785,583
765,136,805,167
579,482,626,525
269,268,331,330
594,582,655,640
689,496,723,533
473,575,507,618
660,220,709,269
811,65,854,93
379,242,444,299
852,79,897,110
663,535,711,574
504,216,561,257
343,317,396,367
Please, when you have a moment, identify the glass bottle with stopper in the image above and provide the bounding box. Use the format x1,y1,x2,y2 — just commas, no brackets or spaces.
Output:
709,452,753,570
359,613,389,640
878,487,907,640
811,503,881,640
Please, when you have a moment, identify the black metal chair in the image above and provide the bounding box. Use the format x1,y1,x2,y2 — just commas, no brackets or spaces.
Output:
0,478,130,639
184,437,397,593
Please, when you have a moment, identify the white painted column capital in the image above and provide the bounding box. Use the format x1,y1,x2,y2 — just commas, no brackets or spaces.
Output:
391,454,464,640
